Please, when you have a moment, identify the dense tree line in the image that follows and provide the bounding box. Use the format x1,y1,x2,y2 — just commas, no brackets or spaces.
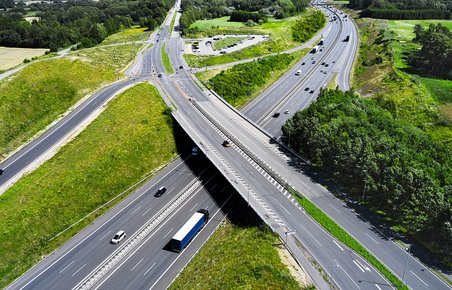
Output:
207,53,295,106
291,10,325,42
360,8,450,19
0,0,175,50
282,88,451,259
349,0,451,19
410,23,452,79
179,0,309,34
230,10,268,23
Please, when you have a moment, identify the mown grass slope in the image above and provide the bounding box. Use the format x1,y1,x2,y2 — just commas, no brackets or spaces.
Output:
0,83,177,288
170,220,305,290
0,43,143,158
0,58,117,158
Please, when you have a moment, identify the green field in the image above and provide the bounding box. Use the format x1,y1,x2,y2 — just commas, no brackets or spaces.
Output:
190,16,244,30
185,9,322,67
100,26,151,45
353,17,451,141
0,83,177,288
212,37,246,50
170,219,307,290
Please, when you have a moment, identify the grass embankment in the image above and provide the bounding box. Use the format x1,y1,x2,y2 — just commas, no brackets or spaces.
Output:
0,83,177,288
170,220,309,289
0,43,142,158
162,43,175,74
292,193,407,290
0,59,116,158
200,50,307,108
185,9,323,67
353,17,452,141
100,26,151,45
212,36,246,50
70,43,143,73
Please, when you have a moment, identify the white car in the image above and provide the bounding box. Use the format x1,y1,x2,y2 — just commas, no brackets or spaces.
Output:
111,230,126,244
295,70,301,76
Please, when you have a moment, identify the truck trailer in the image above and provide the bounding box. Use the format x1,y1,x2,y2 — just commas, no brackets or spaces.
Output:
170,209,209,252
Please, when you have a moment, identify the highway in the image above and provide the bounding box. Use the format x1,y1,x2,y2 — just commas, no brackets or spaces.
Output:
5,1,450,289
159,3,450,289
8,157,235,290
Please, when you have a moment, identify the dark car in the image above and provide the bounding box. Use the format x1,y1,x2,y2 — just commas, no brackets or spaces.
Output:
155,186,166,197
179,65,184,69
222,140,231,147
157,73,162,78
321,62,325,65
325,63,329,67
312,60,316,64
0,168,3,175
309,90,314,94
273,112,280,118
301,62,305,65
305,87,309,91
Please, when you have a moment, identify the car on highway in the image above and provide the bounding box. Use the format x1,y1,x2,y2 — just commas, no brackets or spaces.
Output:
309,90,314,94
179,65,184,69
325,63,329,67
220,50,227,54
273,112,280,118
111,230,126,244
222,140,231,147
284,110,290,114
301,62,305,65
155,186,166,197
305,87,309,91
0,168,3,175
312,60,316,64
158,73,162,78
295,70,301,76
321,62,325,65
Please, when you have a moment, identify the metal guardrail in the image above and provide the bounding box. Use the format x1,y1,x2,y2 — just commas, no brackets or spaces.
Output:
74,179,201,289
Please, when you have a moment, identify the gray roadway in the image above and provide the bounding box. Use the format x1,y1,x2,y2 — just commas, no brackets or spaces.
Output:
4,2,449,290
160,4,449,290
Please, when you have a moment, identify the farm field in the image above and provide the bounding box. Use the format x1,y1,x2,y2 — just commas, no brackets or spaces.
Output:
0,47,48,70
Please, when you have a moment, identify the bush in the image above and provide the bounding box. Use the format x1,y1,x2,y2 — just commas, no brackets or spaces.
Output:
292,10,326,42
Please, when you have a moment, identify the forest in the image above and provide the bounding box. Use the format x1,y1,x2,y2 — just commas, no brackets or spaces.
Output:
282,88,451,261
179,0,309,34
349,0,451,19
410,23,452,79
0,0,176,50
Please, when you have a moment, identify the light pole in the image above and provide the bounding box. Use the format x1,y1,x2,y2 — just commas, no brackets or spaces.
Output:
402,246,410,286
